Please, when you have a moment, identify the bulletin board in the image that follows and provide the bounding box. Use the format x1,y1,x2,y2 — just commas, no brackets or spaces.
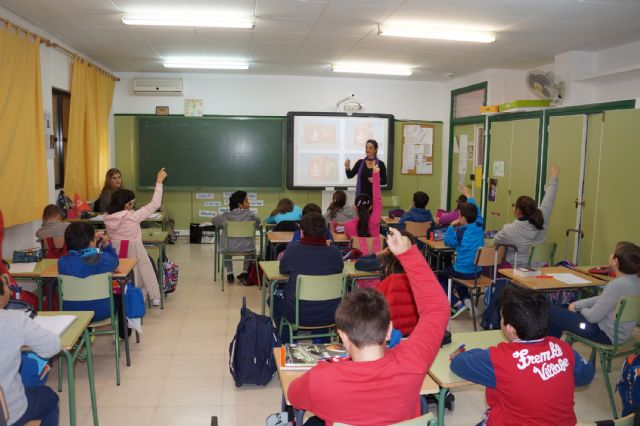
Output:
400,123,435,175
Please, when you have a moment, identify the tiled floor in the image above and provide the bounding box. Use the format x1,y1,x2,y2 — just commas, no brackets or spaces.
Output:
49,240,620,425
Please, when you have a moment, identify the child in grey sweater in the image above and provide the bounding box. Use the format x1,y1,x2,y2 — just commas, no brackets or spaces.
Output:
493,164,559,266
0,275,60,425
548,241,640,344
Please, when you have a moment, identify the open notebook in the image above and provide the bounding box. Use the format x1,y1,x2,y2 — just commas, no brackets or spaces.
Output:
33,315,77,336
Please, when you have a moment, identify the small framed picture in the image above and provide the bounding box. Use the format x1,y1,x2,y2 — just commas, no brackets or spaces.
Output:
156,106,169,116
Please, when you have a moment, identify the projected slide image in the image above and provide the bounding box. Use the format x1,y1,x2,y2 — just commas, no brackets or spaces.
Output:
297,154,340,186
302,121,338,147
346,119,386,151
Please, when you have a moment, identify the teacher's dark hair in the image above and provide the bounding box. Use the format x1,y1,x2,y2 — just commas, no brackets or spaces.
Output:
107,189,135,214
355,193,372,237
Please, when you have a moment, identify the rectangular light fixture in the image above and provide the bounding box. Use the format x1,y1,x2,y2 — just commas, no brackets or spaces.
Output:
122,14,254,29
163,59,249,70
379,24,495,43
331,62,412,76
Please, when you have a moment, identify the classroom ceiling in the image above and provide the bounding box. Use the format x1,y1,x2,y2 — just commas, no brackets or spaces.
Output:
2,0,640,81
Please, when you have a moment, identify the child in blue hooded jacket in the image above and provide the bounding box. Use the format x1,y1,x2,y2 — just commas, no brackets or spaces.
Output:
440,185,484,318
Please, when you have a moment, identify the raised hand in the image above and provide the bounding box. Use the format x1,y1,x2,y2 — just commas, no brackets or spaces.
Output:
373,164,380,174
386,227,411,256
344,159,351,169
156,167,168,183
550,164,560,178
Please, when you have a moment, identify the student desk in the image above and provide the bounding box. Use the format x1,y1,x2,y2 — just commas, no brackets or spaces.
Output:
429,330,505,425
42,259,138,367
381,216,401,235
499,266,606,291
342,261,381,289
9,259,58,310
274,347,440,425
66,212,165,230
418,238,455,270
265,231,348,260
142,230,169,309
38,311,98,426
574,266,614,283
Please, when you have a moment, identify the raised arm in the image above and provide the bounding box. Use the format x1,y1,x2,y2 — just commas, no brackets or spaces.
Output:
540,165,559,225
388,228,449,373
345,159,361,179
370,168,382,228
130,168,166,223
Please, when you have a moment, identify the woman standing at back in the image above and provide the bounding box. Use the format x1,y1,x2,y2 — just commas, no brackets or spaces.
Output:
96,168,123,212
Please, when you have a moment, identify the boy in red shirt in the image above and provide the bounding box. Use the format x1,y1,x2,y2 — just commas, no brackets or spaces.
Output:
450,286,595,425
287,228,450,426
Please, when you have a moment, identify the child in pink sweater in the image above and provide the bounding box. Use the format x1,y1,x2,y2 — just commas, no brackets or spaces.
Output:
103,168,167,306
343,166,381,255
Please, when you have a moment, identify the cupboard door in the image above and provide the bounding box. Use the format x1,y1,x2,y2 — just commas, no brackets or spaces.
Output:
485,121,513,231
450,124,481,208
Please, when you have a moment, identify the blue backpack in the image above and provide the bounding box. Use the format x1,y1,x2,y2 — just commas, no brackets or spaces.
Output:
481,278,509,330
618,354,640,417
229,297,281,386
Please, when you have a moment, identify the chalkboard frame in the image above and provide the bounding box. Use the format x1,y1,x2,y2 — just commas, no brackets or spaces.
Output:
286,111,395,190
135,115,286,190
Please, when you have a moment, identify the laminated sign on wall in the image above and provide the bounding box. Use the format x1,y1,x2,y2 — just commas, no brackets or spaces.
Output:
401,123,434,175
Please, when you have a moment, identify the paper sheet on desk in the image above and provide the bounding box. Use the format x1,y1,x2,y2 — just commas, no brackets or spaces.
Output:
34,315,76,336
148,213,161,219
548,273,591,285
89,215,104,221
9,262,37,273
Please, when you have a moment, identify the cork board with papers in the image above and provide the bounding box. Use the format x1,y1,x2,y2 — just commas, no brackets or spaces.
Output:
401,123,434,175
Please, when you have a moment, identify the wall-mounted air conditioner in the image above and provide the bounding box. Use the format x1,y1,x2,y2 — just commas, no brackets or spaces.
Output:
133,78,183,96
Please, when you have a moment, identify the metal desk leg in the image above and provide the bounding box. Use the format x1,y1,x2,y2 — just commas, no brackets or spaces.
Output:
436,387,448,426
118,281,132,366
84,328,99,425
62,348,77,426
36,278,44,311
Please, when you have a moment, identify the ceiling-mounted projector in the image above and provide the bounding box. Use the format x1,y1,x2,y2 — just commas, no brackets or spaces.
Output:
336,94,364,116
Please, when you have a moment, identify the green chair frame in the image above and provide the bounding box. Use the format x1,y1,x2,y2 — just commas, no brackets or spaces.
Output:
564,296,640,418
577,411,636,425
220,221,260,291
528,242,557,266
279,273,346,343
335,412,436,426
58,272,121,386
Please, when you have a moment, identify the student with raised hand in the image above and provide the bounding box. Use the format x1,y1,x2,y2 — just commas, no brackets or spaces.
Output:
103,167,166,306
265,198,302,224
287,227,450,425
436,194,467,226
324,190,355,223
343,164,382,254
450,285,595,426
0,273,61,426
548,241,640,344
493,164,560,267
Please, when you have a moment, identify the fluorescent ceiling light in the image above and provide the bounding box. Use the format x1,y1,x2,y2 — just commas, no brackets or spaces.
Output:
379,24,495,43
332,62,412,76
122,14,254,28
163,59,249,70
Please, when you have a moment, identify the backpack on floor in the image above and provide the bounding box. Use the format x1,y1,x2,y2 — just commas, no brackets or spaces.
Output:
618,354,640,417
229,297,280,386
163,260,179,294
481,278,509,330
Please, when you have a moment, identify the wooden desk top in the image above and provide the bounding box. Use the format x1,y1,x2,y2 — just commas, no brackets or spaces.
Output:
67,212,164,224
382,216,400,225
8,259,58,278
418,238,452,250
499,266,605,291
141,230,169,244
574,266,614,282
331,232,349,243
275,348,439,406
41,258,138,278
38,311,94,351
429,330,505,388
267,231,294,244
342,261,381,278
259,260,381,280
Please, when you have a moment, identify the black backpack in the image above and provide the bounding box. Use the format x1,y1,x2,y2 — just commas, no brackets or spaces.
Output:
229,297,280,386
481,278,509,330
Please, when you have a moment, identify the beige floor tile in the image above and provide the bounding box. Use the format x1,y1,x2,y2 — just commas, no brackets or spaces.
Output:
168,354,226,378
160,377,224,406
221,374,282,407
96,377,165,407
180,319,229,336
219,403,282,426
152,406,223,426
82,406,156,426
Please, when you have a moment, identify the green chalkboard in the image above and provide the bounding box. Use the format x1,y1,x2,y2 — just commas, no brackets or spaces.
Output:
137,116,285,189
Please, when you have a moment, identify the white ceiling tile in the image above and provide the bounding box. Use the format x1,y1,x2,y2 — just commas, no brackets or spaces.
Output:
530,1,632,22
319,2,396,22
255,0,328,19
251,32,306,46
255,17,315,33
311,20,376,37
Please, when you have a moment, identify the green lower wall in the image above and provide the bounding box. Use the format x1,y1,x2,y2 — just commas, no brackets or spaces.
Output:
114,116,443,230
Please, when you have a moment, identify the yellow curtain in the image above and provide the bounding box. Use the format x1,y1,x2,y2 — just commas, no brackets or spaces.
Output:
65,59,115,200
0,26,47,227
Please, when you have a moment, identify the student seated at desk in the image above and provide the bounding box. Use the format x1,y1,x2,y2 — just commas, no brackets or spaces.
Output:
291,204,333,243
0,271,61,426
436,194,466,226
288,228,449,425
273,212,343,342
492,165,559,267
343,165,381,255
450,285,595,426
398,191,434,231
438,185,485,319
548,241,640,344
58,223,119,321
265,198,302,225
95,168,123,212
212,190,261,284
104,167,166,306
324,190,355,223
35,205,69,243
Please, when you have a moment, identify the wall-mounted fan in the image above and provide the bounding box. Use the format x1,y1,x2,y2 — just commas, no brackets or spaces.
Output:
526,70,564,105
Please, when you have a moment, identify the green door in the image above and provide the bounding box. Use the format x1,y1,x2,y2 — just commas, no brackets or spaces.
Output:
545,115,586,262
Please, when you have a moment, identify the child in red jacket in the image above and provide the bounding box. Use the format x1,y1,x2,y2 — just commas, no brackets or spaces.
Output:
287,228,450,426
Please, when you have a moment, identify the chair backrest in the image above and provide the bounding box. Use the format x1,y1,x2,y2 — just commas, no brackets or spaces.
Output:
58,273,113,304
43,236,67,259
224,221,256,250
0,385,8,425
295,273,346,326
618,296,640,325
474,246,503,268
350,236,384,254
404,221,432,239
528,242,557,266
335,412,435,426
